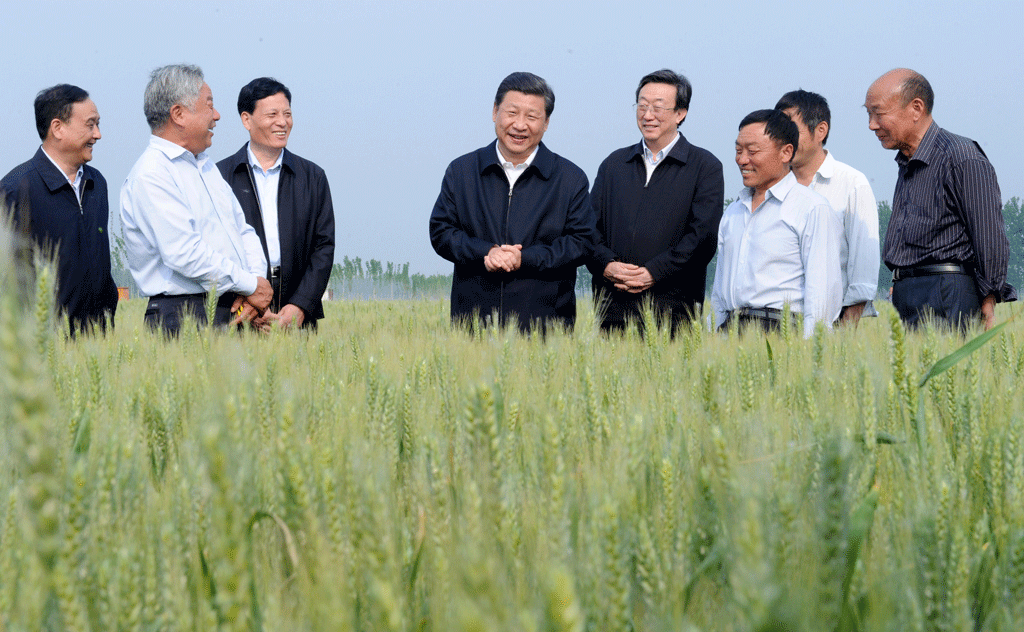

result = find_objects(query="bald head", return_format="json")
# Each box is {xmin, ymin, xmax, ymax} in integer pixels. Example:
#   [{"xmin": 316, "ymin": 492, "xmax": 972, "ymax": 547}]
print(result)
[
  {"xmin": 865, "ymin": 68, "xmax": 934, "ymax": 156},
  {"xmin": 869, "ymin": 68, "xmax": 934, "ymax": 114}
]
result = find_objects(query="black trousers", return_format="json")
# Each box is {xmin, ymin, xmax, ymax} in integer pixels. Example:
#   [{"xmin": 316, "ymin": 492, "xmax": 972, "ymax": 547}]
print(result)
[
  {"xmin": 891, "ymin": 273, "xmax": 980, "ymax": 330},
  {"xmin": 144, "ymin": 293, "xmax": 238, "ymax": 336}
]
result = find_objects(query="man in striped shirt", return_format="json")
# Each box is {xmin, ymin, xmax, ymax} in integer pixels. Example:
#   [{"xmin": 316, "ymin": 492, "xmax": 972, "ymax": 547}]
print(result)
[{"xmin": 865, "ymin": 68, "xmax": 1016, "ymax": 330}]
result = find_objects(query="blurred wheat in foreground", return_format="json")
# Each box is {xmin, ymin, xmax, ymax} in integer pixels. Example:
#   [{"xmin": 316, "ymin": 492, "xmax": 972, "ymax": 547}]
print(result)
[{"xmin": 1, "ymin": 238, "xmax": 1022, "ymax": 631}]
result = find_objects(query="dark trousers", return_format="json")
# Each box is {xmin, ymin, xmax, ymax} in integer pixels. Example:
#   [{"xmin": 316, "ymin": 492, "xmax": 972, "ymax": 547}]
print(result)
[
  {"xmin": 144, "ymin": 293, "xmax": 238, "ymax": 336},
  {"xmin": 891, "ymin": 273, "xmax": 980, "ymax": 330}
]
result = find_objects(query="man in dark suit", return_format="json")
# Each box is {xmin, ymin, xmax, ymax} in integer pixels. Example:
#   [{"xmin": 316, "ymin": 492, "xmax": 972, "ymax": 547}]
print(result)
[
  {"xmin": 587, "ymin": 69, "xmax": 724, "ymax": 336},
  {"xmin": 218, "ymin": 78, "xmax": 335, "ymax": 330},
  {"xmin": 1, "ymin": 84, "xmax": 119, "ymax": 336}
]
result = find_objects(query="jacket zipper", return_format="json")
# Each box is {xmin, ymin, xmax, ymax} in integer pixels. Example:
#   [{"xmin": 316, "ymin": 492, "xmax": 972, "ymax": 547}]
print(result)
[{"xmin": 501, "ymin": 183, "xmax": 513, "ymax": 319}]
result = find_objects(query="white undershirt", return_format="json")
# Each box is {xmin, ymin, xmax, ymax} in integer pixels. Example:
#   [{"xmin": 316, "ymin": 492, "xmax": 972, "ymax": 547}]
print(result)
[
  {"xmin": 247, "ymin": 143, "xmax": 283, "ymax": 267},
  {"xmin": 497, "ymin": 143, "xmax": 538, "ymax": 189},
  {"xmin": 642, "ymin": 132, "xmax": 680, "ymax": 185}
]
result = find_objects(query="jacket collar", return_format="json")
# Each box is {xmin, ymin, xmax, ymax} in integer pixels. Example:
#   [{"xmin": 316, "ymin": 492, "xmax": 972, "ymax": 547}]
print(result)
[
  {"xmin": 479, "ymin": 140, "xmax": 555, "ymax": 180},
  {"xmin": 31, "ymin": 146, "xmax": 91, "ymax": 193},
  {"xmin": 625, "ymin": 133, "xmax": 692, "ymax": 165},
  {"xmin": 225, "ymin": 142, "xmax": 295, "ymax": 174}
]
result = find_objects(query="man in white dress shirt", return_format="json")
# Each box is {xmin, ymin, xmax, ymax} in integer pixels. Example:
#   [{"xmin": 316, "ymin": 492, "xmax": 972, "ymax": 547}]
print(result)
[
  {"xmin": 120, "ymin": 64, "xmax": 272, "ymax": 334},
  {"xmin": 711, "ymin": 109, "xmax": 843, "ymax": 338},
  {"xmin": 775, "ymin": 89, "xmax": 879, "ymax": 326}
]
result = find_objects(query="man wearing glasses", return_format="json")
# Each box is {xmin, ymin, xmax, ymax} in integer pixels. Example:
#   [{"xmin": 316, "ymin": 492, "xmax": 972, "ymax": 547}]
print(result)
[{"xmin": 587, "ymin": 69, "xmax": 724, "ymax": 336}]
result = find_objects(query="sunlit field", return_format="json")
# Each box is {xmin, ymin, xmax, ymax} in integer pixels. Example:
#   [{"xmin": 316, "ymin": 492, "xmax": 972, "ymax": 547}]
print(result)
[{"xmin": 2, "ymin": 258, "xmax": 1023, "ymax": 631}]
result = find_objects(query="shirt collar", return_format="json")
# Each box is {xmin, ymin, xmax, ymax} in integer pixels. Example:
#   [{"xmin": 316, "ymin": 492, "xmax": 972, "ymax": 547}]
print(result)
[
  {"xmin": 149, "ymin": 134, "xmax": 207, "ymax": 166},
  {"xmin": 247, "ymin": 142, "xmax": 284, "ymax": 174},
  {"xmin": 896, "ymin": 120, "xmax": 939, "ymax": 167},
  {"xmin": 496, "ymin": 142, "xmax": 539, "ymax": 170},
  {"xmin": 40, "ymin": 146, "xmax": 83, "ymax": 188},
  {"xmin": 740, "ymin": 171, "xmax": 798, "ymax": 209},
  {"xmin": 642, "ymin": 132, "xmax": 680, "ymax": 165},
  {"xmin": 815, "ymin": 149, "xmax": 836, "ymax": 180}
]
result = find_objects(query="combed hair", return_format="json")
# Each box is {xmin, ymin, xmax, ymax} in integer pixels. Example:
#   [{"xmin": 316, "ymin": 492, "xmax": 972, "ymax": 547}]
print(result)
[
  {"xmin": 144, "ymin": 64, "xmax": 205, "ymax": 132},
  {"xmin": 898, "ymin": 70, "xmax": 934, "ymax": 115},
  {"xmin": 34, "ymin": 84, "xmax": 89, "ymax": 141},
  {"xmin": 237, "ymin": 77, "xmax": 291, "ymax": 115},
  {"xmin": 636, "ymin": 69, "xmax": 692, "ymax": 125},
  {"xmin": 494, "ymin": 72, "xmax": 555, "ymax": 118},
  {"xmin": 739, "ymin": 109, "xmax": 799, "ymax": 155},
  {"xmin": 775, "ymin": 89, "xmax": 831, "ymax": 145}
]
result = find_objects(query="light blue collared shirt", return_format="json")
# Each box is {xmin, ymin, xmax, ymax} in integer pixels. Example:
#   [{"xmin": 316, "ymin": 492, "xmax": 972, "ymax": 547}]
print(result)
[{"xmin": 641, "ymin": 132, "xmax": 680, "ymax": 185}]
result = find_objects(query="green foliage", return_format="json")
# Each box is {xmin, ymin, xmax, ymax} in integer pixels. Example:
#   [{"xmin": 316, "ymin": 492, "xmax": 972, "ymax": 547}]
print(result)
[{"xmin": 2, "ymin": 236, "xmax": 1024, "ymax": 630}]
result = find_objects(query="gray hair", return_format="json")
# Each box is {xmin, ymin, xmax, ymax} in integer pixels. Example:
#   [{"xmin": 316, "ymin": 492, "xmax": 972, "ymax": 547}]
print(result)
[{"xmin": 144, "ymin": 64, "xmax": 205, "ymax": 132}]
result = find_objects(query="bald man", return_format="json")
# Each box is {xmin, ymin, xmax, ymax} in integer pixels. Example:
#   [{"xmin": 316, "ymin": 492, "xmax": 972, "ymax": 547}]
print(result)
[{"xmin": 865, "ymin": 68, "xmax": 1015, "ymax": 330}]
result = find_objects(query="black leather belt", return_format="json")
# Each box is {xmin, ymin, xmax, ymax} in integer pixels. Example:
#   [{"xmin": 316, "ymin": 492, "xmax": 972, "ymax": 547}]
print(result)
[
  {"xmin": 150, "ymin": 292, "xmax": 238, "ymax": 308},
  {"xmin": 730, "ymin": 306, "xmax": 784, "ymax": 321},
  {"xmin": 892, "ymin": 263, "xmax": 968, "ymax": 282}
]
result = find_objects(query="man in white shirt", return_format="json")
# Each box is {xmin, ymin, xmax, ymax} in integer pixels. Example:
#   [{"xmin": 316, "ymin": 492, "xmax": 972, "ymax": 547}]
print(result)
[
  {"xmin": 218, "ymin": 78, "xmax": 335, "ymax": 331},
  {"xmin": 711, "ymin": 109, "xmax": 843, "ymax": 338},
  {"xmin": 775, "ymin": 90, "xmax": 879, "ymax": 325},
  {"xmin": 121, "ymin": 64, "xmax": 271, "ymax": 335}
]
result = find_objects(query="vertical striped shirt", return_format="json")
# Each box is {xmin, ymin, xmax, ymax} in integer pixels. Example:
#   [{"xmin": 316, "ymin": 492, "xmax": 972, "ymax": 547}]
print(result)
[{"xmin": 883, "ymin": 121, "xmax": 1016, "ymax": 302}]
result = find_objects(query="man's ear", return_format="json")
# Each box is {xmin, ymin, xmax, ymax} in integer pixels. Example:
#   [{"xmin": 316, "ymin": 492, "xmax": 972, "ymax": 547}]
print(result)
[
  {"xmin": 48, "ymin": 118, "xmax": 63, "ymax": 142},
  {"xmin": 241, "ymin": 111, "xmax": 252, "ymax": 132},
  {"xmin": 815, "ymin": 121, "xmax": 829, "ymax": 145},
  {"xmin": 169, "ymin": 103, "xmax": 187, "ymax": 126},
  {"xmin": 781, "ymin": 143, "xmax": 794, "ymax": 163}
]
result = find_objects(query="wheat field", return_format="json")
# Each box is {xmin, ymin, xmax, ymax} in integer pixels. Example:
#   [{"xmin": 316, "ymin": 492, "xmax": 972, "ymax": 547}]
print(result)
[{"xmin": 1, "ymin": 256, "xmax": 1023, "ymax": 631}]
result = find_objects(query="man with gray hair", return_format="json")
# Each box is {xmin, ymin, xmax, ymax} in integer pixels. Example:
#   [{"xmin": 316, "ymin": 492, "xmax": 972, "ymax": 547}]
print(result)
[{"xmin": 121, "ymin": 64, "xmax": 271, "ymax": 334}]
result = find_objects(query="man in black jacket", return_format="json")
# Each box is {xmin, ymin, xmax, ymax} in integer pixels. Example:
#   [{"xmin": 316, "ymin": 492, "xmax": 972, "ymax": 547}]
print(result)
[
  {"xmin": 1, "ymin": 84, "xmax": 119, "ymax": 336},
  {"xmin": 588, "ymin": 69, "xmax": 724, "ymax": 335},
  {"xmin": 429, "ymin": 72, "xmax": 594, "ymax": 333},
  {"xmin": 218, "ymin": 78, "xmax": 335, "ymax": 330}
]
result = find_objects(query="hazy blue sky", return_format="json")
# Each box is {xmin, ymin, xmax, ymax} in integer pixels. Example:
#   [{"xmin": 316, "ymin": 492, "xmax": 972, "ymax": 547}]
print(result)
[{"xmin": 3, "ymin": 0, "xmax": 1021, "ymax": 274}]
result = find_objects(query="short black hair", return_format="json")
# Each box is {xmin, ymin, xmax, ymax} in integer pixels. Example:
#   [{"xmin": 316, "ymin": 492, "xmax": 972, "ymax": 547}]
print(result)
[
  {"xmin": 237, "ymin": 77, "xmax": 292, "ymax": 116},
  {"xmin": 775, "ymin": 89, "xmax": 831, "ymax": 145},
  {"xmin": 739, "ymin": 109, "xmax": 799, "ymax": 156},
  {"xmin": 34, "ymin": 84, "xmax": 89, "ymax": 142},
  {"xmin": 898, "ymin": 71, "xmax": 934, "ymax": 115},
  {"xmin": 494, "ymin": 72, "xmax": 554, "ymax": 118},
  {"xmin": 636, "ymin": 69, "xmax": 692, "ymax": 125}
]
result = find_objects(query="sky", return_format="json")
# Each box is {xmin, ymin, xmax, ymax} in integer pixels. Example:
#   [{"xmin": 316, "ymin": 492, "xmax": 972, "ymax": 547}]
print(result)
[{"xmin": 2, "ymin": 0, "xmax": 1021, "ymax": 275}]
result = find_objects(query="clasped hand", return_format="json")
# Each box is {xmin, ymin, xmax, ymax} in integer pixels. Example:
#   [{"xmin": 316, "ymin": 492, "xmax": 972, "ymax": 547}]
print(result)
[
  {"xmin": 604, "ymin": 261, "xmax": 654, "ymax": 293},
  {"xmin": 484, "ymin": 244, "xmax": 523, "ymax": 272}
]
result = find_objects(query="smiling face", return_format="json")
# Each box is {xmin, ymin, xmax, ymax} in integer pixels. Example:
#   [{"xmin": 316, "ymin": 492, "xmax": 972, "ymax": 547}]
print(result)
[
  {"xmin": 53, "ymin": 98, "xmax": 101, "ymax": 167},
  {"xmin": 492, "ymin": 91, "xmax": 548, "ymax": 165},
  {"xmin": 636, "ymin": 82, "xmax": 686, "ymax": 153},
  {"xmin": 179, "ymin": 83, "xmax": 220, "ymax": 155},
  {"xmin": 735, "ymin": 122, "xmax": 793, "ymax": 194},
  {"xmin": 242, "ymin": 91, "xmax": 292, "ymax": 155}
]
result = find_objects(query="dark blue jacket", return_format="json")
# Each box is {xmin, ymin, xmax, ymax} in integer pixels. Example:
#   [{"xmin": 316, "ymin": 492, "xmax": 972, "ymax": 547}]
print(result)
[
  {"xmin": 429, "ymin": 142, "xmax": 594, "ymax": 331},
  {"xmin": 1, "ymin": 148, "xmax": 118, "ymax": 334},
  {"xmin": 587, "ymin": 137, "xmax": 724, "ymax": 325},
  {"xmin": 218, "ymin": 145, "xmax": 336, "ymax": 325}
]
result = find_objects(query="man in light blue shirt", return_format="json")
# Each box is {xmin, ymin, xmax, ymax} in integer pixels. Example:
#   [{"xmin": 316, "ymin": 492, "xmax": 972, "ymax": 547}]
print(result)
[
  {"xmin": 711, "ymin": 109, "xmax": 843, "ymax": 338},
  {"xmin": 120, "ymin": 64, "xmax": 271, "ymax": 334}
]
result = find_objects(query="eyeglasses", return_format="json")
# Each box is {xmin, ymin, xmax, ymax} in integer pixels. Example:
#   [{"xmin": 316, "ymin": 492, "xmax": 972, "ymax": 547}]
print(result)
[{"xmin": 635, "ymin": 102, "xmax": 675, "ymax": 116}]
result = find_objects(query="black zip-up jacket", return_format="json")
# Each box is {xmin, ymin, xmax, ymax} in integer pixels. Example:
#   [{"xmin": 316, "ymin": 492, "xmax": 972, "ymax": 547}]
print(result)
[
  {"xmin": 1, "ymin": 148, "xmax": 118, "ymax": 335},
  {"xmin": 587, "ymin": 136, "xmax": 724, "ymax": 325},
  {"xmin": 218, "ymin": 145, "xmax": 335, "ymax": 325},
  {"xmin": 429, "ymin": 141, "xmax": 595, "ymax": 332}
]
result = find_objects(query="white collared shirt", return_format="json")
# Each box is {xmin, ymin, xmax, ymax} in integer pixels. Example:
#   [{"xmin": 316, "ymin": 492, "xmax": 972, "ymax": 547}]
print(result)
[
  {"xmin": 711, "ymin": 171, "xmax": 843, "ymax": 338},
  {"xmin": 41, "ymin": 146, "xmax": 84, "ymax": 205},
  {"xmin": 120, "ymin": 135, "xmax": 267, "ymax": 297},
  {"xmin": 642, "ymin": 132, "xmax": 680, "ymax": 185},
  {"xmin": 807, "ymin": 151, "xmax": 880, "ymax": 311},
  {"xmin": 247, "ymin": 144, "xmax": 283, "ymax": 267},
  {"xmin": 496, "ymin": 143, "xmax": 538, "ymax": 189}
]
